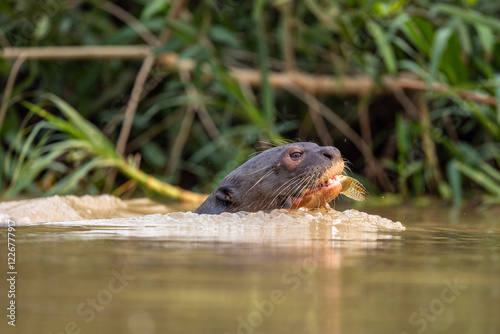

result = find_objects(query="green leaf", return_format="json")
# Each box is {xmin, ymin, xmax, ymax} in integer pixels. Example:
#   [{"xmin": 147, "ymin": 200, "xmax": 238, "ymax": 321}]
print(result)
[
  {"xmin": 164, "ymin": 19, "xmax": 198, "ymax": 43},
  {"xmin": 373, "ymin": 0, "xmax": 408, "ymax": 17},
  {"xmin": 433, "ymin": 4, "xmax": 500, "ymax": 32},
  {"xmin": 400, "ymin": 17, "xmax": 434, "ymax": 56},
  {"xmin": 152, "ymin": 38, "xmax": 183, "ymax": 56},
  {"xmin": 367, "ymin": 21, "xmax": 397, "ymax": 73},
  {"xmin": 142, "ymin": 142, "xmax": 168, "ymax": 168},
  {"xmin": 479, "ymin": 161, "xmax": 500, "ymax": 184},
  {"xmin": 430, "ymin": 25, "xmax": 454, "ymax": 80},
  {"xmin": 456, "ymin": 20, "xmax": 472, "ymax": 57},
  {"xmin": 22, "ymin": 96, "xmax": 118, "ymax": 158},
  {"xmin": 178, "ymin": 45, "xmax": 204, "ymax": 61},
  {"xmin": 141, "ymin": 0, "xmax": 168, "ymax": 20},
  {"xmin": 440, "ymin": 33, "xmax": 469, "ymax": 84},
  {"xmin": 47, "ymin": 159, "xmax": 102, "ymax": 195},
  {"xmin": 34, "ymin": 15, "xmax": 50, "ymax": 40},
  {"xmin": 454, "ymin": 161, "xmax": 500, "ymax": 196},
  {"xmin": 476, "ymin": 25, "xmax": 495, "ymax": 58},
  {"xmin": 388, "ymin": 12, "xmax": 411, "ymax": 36},
  {"xmin": 209, "ymin": 26, "xmax": 241, "ymax": 47}
]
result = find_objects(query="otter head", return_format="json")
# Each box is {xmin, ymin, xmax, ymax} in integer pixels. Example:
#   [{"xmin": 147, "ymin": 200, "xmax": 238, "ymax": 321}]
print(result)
[{"xmin": 194, "ymin": 142, "xmax": 344, "ymax": 214}]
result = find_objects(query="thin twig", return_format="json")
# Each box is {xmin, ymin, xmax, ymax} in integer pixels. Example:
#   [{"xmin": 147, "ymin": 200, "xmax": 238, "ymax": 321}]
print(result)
[
  {"xmin": 126, "ymin": 116, "xmax": 172, "ymax": 153},
  {"xmin": 357, "ymin": 92, "xmax": 373, "ymax": 149},
  {"xmin": 196, "ymin": 106, "xmax": 221, "ymax": 141},
  {"xmin": 307, "ymin": 94, "xmax": 332, "ymax": 145},
  {"xmin": 385, "ymin": 80, "xmax": 420, "ymax": 119},
  {"xmin": 0, "ymin": 56, "xmax": 25, "ymax": 133},
  {"xmin": 281, "ymin": 2, "xmax": 296, "ymax": 72},
  {"xmin": 116, "ymin": 55, "xmax": 156, "ymax": 155},
  {"xmin": 165, "ymin": 106, "xmax": 196, "ymax": 176},
  {"xmin": 1, "ymin": 46, "xmax": 497, "ymax": 106}
]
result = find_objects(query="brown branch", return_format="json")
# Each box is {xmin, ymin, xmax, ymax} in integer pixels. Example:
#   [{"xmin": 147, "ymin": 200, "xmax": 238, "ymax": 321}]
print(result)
[
  {"xmin": 126, "ymin": 116, "xmax": 171, "ymax": 153},
  {"xmin": 116, "ymin": 55, "xmax": 156, "ymax": 156},
  {"xmin": 1, "ymin": 47, "xmax": 497, "ymax": 106},
  {"xmin": 307, "ymin": 94, "xmax": 332, "ymax": 146},
  {"xmin": 165, "ymin": 107, "xmax": 195, "ymax": 176},
  {"xmin": 357, "ymin": 92, "xmax": 373, "ymax": 149},
  {"xmin": 1, "ymin": 46, "xmax": 151, "ymax": 59},
  {"xmin": 0, "ymin": 56, "xmax": 25, "ymax": 133},
  {"xmin": 385, "ymin": 80, "xmax": 420, "ymax": 119},
  {"xmin": 280, "ymin": 2, "xmax": 296, "ymax": 72}
]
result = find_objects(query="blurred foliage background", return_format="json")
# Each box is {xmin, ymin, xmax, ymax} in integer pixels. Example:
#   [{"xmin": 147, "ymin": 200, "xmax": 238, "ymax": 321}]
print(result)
[{"xmin": 1, "ymin": 0, "xmax": 500, "ymax": 207}]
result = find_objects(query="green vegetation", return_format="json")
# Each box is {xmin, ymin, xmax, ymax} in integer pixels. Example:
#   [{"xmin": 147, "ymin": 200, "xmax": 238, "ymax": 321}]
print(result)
[{"xmin": 1, "ymin": 0, "xmax": 500, "ymax": 207}]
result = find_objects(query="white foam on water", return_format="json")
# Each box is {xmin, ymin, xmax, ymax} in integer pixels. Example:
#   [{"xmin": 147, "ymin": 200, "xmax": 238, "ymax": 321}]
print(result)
[{"xmin": 36, "ymin": 209, "xmax": 404, "ymax": 245}]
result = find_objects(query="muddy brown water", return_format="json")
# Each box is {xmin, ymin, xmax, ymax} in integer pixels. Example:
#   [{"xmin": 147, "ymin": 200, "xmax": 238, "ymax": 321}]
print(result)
[{"xmin": 1, "ymin": 195, "xmax": 499, "ymax": 334}]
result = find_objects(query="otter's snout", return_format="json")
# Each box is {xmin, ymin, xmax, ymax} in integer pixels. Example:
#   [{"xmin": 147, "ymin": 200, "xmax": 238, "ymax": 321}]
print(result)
[{"xmin": 316, "ymin": 146, "xmax": 341, "ymax": 162}]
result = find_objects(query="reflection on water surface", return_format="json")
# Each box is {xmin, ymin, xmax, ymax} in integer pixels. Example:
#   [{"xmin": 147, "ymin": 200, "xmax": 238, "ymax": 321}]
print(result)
[{"xmin": 1, "ymin": 197, "xmax": 499, "ymax": 334}]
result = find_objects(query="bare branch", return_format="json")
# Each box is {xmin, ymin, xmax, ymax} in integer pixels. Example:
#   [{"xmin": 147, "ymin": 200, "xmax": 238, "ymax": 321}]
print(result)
[
  {"xmin": 0, "ymin": 56, "xmax": 25, "ymax": 133},
  {"xmin": 1, "ymin": 46, "xmax": 151, "ymax": 59},
  {"xmin": 1, "ymin": 46, "xmax": 497, "ymax": 106}
]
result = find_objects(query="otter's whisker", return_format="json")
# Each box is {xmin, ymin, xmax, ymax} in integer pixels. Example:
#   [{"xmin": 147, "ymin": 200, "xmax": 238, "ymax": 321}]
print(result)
[
  {"xmin": 267, "ymin": 174, "xmax": 309, "ymax": 208},
  {"xmin": 280, "ymin": 177, "xmax": 309, "ymax": 203},
  {"xmin": 268, "ymin": 173, "xmax": 308, "ymax": 199},
  {"xmin": 269, "ymin": 173, "xmax": 312, "ymax": 207},
  {"xmin": 281, "ymin": 172, "xmax": 317, "ymax": 203},
  {"xmin": 253, "ymin": 172, "xmax": 306, "ymax": 210},
  {"xmin": 246, "ymin": 165, "xmax": 273, "ymax": 175},
  {"xmin": 242, "ymin": 169, "xmax": 275, "ymax": 196}
]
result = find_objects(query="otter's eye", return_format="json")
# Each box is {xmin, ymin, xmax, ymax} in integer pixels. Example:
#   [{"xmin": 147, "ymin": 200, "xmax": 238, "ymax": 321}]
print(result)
[{"xmin": 290, "ymin": 151, "xmax": 302, "ymax": 160}]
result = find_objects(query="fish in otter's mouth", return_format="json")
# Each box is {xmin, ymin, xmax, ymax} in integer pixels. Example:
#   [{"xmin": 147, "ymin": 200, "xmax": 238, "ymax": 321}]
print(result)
[
  {"xmin": 291, "ymin": 173, "xmax": 368, "ymax": 209},
  {"xmin": 290, "ymin": 164, "xmax": 343, "ymax": 210}
]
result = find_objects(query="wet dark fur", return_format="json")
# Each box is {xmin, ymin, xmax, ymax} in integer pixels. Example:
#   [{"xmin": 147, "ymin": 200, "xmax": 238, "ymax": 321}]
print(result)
[{"xmin": 195, "ymin": 142, "xmax": 342, "ymax": 214}]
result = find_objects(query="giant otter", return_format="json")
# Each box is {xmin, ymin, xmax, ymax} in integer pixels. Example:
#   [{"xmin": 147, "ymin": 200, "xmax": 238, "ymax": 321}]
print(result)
[{"xmin": 195, "ymin": 142, "xmax": 346, "ymax": 214}]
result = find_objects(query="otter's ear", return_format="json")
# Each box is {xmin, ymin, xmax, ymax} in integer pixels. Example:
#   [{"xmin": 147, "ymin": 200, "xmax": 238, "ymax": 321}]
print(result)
[{"xmin": 215, "ymin": 184, "xmax": 236, "ymax": 207}]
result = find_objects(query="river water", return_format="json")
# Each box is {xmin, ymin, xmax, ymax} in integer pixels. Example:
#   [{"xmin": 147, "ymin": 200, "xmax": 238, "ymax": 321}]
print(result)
[{"xmin": 1, "ymin": 196, "xmax": 499, "ymax": 334}]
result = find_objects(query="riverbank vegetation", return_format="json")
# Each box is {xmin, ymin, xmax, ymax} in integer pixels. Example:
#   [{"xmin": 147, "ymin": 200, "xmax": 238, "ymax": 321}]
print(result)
[{"xmin": 1, "ymin": 0, "xmax": 500, "ymax": 207}]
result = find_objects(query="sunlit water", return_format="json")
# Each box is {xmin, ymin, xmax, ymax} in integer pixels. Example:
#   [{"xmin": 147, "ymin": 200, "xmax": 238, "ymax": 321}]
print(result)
[{"xmin": 1, "ymin": 198, "xmax": 500, "ymax": 334}]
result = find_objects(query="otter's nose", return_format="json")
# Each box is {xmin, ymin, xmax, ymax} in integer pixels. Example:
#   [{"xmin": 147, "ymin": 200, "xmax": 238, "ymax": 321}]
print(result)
[{"xmin": 318, "ymin": 146, "xmax": 340, "ymax": 161}]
